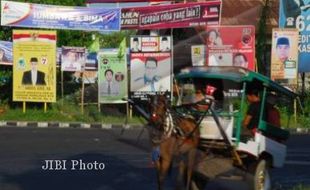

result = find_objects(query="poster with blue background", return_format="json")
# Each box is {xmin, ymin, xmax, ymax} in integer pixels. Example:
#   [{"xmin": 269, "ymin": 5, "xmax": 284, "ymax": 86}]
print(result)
[
  {"xmin": 0, "ymin": 40, "xmax": 12, "ymax": 65},
  {"xmin": 1, "ymin": 1, "xmax": 120, "ymax": 31},
  {"xmin": 279, "ymin": 0, "xmax": 310, "ymax": 72}
]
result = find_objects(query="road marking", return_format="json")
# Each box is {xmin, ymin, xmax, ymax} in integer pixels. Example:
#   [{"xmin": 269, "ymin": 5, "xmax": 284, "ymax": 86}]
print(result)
[{"xmin": 285, "ymin": 160, "xmax": 310, "ymax": 166}]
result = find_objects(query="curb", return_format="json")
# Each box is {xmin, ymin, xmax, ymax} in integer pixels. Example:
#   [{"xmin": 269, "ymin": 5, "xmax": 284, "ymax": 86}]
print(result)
[
  {"xmin": 0, "ymin": 121, "xmax": 144, "ymax": 130},
  {"xmin": 0, "ymin": 121, "xmax": 308, "ymax": 134}
]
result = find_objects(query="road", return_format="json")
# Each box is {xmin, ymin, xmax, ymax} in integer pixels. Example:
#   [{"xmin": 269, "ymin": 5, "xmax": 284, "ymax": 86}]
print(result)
[{"xmin": 0, "ymin": 127, "xmax": 309, "ymax": 190}]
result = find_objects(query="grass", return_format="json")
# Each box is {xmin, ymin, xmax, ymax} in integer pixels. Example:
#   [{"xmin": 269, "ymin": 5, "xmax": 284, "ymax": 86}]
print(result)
[
  {"xmin": 0, "ymin": 102, "xmax": 147, "ymax": 125},
  {"xmin": 290, "ymin": 184, "xmax": 310, "ymax": 190}
]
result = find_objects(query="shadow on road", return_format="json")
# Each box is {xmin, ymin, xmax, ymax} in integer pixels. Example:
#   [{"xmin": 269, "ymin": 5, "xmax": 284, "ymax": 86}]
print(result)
[{"xmin": 1, "ymin": 152, "xmax": 158, "ymax": 190}]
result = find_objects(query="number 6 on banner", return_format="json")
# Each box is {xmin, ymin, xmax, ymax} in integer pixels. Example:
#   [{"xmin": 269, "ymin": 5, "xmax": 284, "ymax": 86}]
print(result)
[{"xmin": 296, "ymin": 15, "xmax": 305, "ymax": 31}]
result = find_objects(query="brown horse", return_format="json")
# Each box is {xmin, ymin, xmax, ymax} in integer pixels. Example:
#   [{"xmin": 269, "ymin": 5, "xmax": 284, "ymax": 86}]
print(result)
[{"xmin": 148, "ymin": 94, "xmax": 200, "ymax": 190}]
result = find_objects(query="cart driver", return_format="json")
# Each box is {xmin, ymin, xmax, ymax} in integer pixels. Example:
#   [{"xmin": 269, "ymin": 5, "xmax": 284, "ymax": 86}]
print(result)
[{"xmin": 242, "ymin": 88, "xmax": 262, "ymax": 135}]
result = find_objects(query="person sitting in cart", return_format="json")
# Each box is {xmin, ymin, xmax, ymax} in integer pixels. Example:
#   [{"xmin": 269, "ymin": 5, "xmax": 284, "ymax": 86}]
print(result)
[
  {"xmin": 242, "ymin": 88, "xmax": 263, "ymax": 135},
  {"xmin": 266, "ymin": 93, "xmax": 281, "ymax": 128}
]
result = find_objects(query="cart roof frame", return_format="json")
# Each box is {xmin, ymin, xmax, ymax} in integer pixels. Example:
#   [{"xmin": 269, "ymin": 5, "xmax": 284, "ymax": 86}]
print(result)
[{"xmin": 176, "ymin": 66, "xmax": 298, "ymax": 99}]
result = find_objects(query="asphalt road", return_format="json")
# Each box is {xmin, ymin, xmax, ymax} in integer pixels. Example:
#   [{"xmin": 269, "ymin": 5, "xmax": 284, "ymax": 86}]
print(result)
[{"xmin": 0, "ymin": 127, "xmax": 309, "ymax": 190}]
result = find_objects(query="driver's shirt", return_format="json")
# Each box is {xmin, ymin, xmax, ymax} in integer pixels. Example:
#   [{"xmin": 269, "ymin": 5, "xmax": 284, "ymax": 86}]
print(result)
[{"xmin": 246, "ymin": 101, "xmax": 262, "ymax": 130}]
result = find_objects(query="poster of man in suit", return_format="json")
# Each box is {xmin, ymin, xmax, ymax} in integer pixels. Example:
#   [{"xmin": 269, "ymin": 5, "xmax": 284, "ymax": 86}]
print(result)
[
  {"xmin": 21, "ymin": 57, "xmax": 46, "ymax": 85},
  {"xmin": 13, "ymin": 30, "xmax": 56, "ymax": 102},
  {"xmin": 98, "ymin": 47, "xmax": 127, "ymax": 104}
]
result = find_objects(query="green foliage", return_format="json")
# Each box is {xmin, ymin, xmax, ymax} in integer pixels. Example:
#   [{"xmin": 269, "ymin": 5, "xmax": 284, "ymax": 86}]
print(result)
[
  {"xmin": 297, "ymin": 88, "xmax": 310, "ymax": 128},
  {"xmin": 256, "ymin": 0, "xmax": 270, "ymax": 75},
  {"xmin": 0, "ymin": 66, "xmax": 12, "ymax": 105},
  {"xmin": 291, "ymin": 184, "xmax": 310, "ymax": 190}
]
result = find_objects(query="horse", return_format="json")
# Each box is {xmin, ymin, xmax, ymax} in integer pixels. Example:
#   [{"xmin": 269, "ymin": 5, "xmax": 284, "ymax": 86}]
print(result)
[{"xmin": 147, "ymin": 94, "xmax": 201, "ymax": 190}]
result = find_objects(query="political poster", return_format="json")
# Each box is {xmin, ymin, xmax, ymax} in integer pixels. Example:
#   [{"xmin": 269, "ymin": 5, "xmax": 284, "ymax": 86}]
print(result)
[
  {"xmin": 271, "ymin": 28, "xmax": 299, "ymax": 90},
  {"xmin": 206, "ymin": 25, "xmax": 256, "ymax": 71},
  {"xmin": 98, "ymin": 40, "xmax": 127, "ymax": 103},
  {"xmin": 13, "ymin": 30, "xmax": 56, "ymax": 102},
  {"xmin": 1, "ymin": 1, "xmax": 120, "ymax": 31},
  {"xmin": 121, "ymin": 1, "xmax": 221, "ymax": 30},
  {"xmin": 130, "ymin": 36, "xmax": 172, "ymax": 100},
  {"xmin": 61, "ymin": 47, "xmax": 86, "ymax": 72},
  {"xmin": 191, "ymin": 45, "xmax": 205, "ymax": 66},
  {"xmin": 74, "ymin": 71, "xmax": 97, "ymax": 84},
  {"xmin": 0, "ymin": 40, "xmax": 12, "ymax": 65},
  {"xmin": 279, "ymin": 0, "xmax": 310, "ymax": 72},
  {"xmin": 130, "ymin": 36, "xmax": 171, "ymax": 53}
]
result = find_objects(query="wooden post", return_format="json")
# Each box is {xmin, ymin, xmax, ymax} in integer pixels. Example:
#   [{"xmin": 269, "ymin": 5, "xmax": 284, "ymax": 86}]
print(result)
[
  {"xmin": 61, "ymin": 70, "xmax": 64, "ymax": 108},
  {"xmin": 44, "ymin": 102, "xmax": 47, "ymax": 113},
  {"xmin": 301, "ymin": 72, "xmax": 305, "ymax": 103},
  {"xmin": 23, "ymin": 102, "xmax": 26, "ymax": 113},
  {"xmin": 81, "ymin": 71, "xmax": 85, "ymax": 114},
  {"xmin": 294, "ymin": 99, "xmax": 297, "ymax": 127}
]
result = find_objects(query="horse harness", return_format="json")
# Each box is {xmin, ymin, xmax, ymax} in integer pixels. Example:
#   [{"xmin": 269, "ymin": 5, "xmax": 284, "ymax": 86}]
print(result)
[{"xmin": 149, "ymin": 106, "xmax": 200, "ymax": 145}]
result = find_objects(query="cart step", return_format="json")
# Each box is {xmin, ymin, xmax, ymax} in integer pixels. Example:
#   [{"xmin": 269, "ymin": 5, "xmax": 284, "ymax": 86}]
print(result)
[{"xmin": 199, "ymin": 140, "xmax": 229, "ymax": 149}]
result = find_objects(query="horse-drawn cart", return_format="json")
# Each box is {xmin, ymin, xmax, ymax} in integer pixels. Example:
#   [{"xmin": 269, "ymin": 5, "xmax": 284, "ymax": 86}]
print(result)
[{"xmin": 174, "ymin": 66, "xmax": 298, "ymax": 190}]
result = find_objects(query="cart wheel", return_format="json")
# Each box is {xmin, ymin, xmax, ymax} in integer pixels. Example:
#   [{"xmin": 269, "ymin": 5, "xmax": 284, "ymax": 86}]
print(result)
[
  {"xmin": 190, "ymin": 171, "xmax": 208, "ymax": 190},
  {"xmin": 249, "ymin": 159, "xmax": 271, "ymax": 190}
]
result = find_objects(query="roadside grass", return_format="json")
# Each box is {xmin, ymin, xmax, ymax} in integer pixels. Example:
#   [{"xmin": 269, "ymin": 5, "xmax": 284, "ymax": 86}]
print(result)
[
  {"xmin": 291, "ymin": 184, "xmax": 310, "ymax": 190},
  {"xmin": 0, "ymin": 102, "xmax": 147, "ymax": 125}
]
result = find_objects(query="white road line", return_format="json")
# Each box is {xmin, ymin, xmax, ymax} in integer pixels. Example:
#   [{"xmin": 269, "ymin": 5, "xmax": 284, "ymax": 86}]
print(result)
[{"xmin": 285, "ymin": 160, "xmax": 310, "ymax": 166}]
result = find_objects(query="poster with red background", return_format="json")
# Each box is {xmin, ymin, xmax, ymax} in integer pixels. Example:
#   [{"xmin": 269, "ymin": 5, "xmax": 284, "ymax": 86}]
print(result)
[{"xmin": 206, "ymin": 25, "xmax": 255, "ymax": 71}]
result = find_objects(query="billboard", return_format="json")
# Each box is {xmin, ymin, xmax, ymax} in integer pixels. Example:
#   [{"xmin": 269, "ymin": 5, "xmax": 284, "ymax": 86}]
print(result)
[
  {"xmin": 271, "ymin": 28, "xmax": 299, "ymax": 89},
  {"xmin": 0, "ymin": 40, "xmax": 12, "ymax": 65},
  {"xmin": 1, "ymin": 1, "xmax": 120, "ymax": 31},
  {"xmin": 61, "ymin": 47, "xmax": 86, "ymax": 72},
  {"xmin": 130, "ymin": 36, "xmax": 172, "ymax": 100},
  {"xmin": 279, "ymin": 0, "xmax": 310, "ymax": 72},
  {"xmin": 98, "ymin": 47, "xmax": 127, "ymax": 104},
  {"xmin": 13, "ymin": 30, "xmax": 56, "ymax": 102},
  {"xmin": 206, "ymin": 25, "xmax": 256, "ymax": 70},
  {"xmin": 121, "ymin": 1, "xmax": 221, "ymax": 30}
]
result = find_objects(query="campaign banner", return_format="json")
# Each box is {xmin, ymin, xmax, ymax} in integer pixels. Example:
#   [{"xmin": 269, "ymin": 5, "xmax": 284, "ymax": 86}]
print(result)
[
  {"xmin": 121, "ymin": 1, "xmax": 221, "ymax": 30},
  {"xmin": 1, "ymin": 1, "xmax": 120, "ymax": 31},
  {"xmin": 271, "ymin": 28, "xmax": 299, "ymax": 89},
  {"xmin": 0, "ymin": 40, "xmax": 12, "ymax": 65},
  {"xmin": 61, "ymin": 47, "xmax": 86, "ymax": 72},
  {"xmin": 191, "ymin": 45, "xmax": 205, "ymax": 66},
  {"xmin": 130, "ymin": 53, "xmax": 171, "ymax": 100},
  {"xmin": 98, "ymin": 48, "xmax": 127, "ymax": 104},
  {"xmin": 279, "ymin": 0, "xmax": 310, "ymax": 72},
  {"xmin": 86, "ymin": 52, "xmax": 98, "ymax": 70},
  {"xmin": 13, "ymin": 30, "xmax": 56, "ymax": 103},
  {"xmin": 74, "ymin": 71, "xmax": 97, "ymax": 84},
  {"xmin": 130, "ymin": 36, "xmax": 171, "ymax": 53},
  {"xmin": 206, "ymin": 25, "xmax": 255, "ymax": 70}
]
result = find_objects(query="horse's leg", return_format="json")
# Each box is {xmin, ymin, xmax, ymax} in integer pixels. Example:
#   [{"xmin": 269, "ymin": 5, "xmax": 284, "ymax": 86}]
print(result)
[
  {"xmin": 176, "ymin": 159, "xmax": 186, "ymax": 190},
  {"xmin": 186, "ymin": 148, "xmax": 197, "ymax": 190},
  {"xmin": 156, "ymin": 139, "xmax": 174, "ymax": 190},
  {"xmin": 158, "ymin": 157, "xmax": 172, "ymax": 190}
]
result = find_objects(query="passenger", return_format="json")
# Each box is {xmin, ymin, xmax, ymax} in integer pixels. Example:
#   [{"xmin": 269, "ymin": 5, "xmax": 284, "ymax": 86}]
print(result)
[
  {"xmin": 212, "ymin": 88, "xmax": 224, "ymax": 112},
  {"xmin": 242, "ymin": 89, "xmax": 262, "ymax": 135},
  {"xmin": 266, "ymin": 94, "xmax": 281, "ymax": 127},
  {"xmin": 193, "ymin": 89, "xmax": 210, "ymax": 111}
]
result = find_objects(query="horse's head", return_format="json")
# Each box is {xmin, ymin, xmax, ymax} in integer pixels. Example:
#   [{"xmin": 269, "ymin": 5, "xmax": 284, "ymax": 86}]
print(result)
[{"xmin": 148, "ymin": 93, "xmax": 171, "ymax": 128}]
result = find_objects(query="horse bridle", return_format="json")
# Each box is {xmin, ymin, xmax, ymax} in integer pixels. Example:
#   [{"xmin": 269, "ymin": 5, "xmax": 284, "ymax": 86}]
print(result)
[
  {"xmin": 149, "ymin": 95, "xmax": 201, "ymax": 144},
  {"xmin": 149, "ymin": 95, "xmax": 175, "ymax": 144}
]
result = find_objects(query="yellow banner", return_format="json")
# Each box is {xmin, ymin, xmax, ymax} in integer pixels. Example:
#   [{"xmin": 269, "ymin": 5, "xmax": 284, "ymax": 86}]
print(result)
[{"xmin": 13, "ymin": 30, "xmax": 56, "ymax": 102}]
